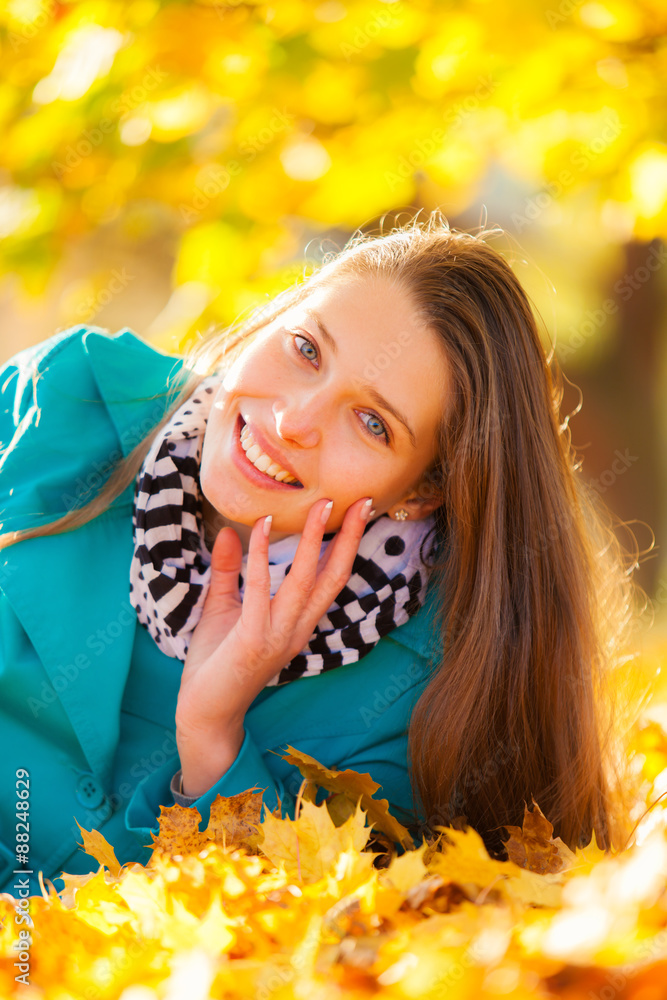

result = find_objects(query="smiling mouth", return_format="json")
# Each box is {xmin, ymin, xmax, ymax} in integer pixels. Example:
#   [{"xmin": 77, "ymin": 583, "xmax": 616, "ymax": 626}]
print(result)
[{"xmin": 238, "ymin": 417, "xmax": 304, "ymax": 488}]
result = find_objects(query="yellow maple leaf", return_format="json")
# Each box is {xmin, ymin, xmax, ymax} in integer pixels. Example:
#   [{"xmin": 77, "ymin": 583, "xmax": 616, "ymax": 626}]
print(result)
[
  {"xmin": 205, "ymin": 787, "xmax": 264, "ymax": 851},
  {"xmin": 379, "ymin": 839, "xmax": 430, "ymax": 894},
  {"xmin": 279, "ymin": 745, "xmax": 414, "ymax": 849},
  {"xmin": 428, "ymin": 824, "xmax": 563, "ymax": 909},
  {"xmin": 149, "ymin": 802, "xmax": 207, "ymax": 859},
  {"xmin": 563, "ymin": 830, "xmax": 613, "ymax": 879},
  {"xmin": 74, "ymin": 820, "xmax": 122, "ymax": 876},
  {"xmin": 257, "ymin": 797, "xmax": 372, "ymax": 884}
]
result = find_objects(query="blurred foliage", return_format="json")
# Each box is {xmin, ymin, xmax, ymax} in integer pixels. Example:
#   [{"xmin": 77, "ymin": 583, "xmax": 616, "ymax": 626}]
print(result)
[
  {"xmin": 6, "ymin": 638, "xmax": 667, "ymax": 997},
  {"xmin": 0, "ymin": 0, "xmax": 666, "ymax": 351}
]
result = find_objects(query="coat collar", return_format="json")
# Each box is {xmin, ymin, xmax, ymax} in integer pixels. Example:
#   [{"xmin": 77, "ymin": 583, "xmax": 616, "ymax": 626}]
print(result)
[
  {"xmin": 1, "ymin": 327, "xmax": 442, "ymax": 787},
  {"xmin": 84, "ymin": 327, "xmax": 188, "ymax": 460},
  {"xmin": 0, "ymin": 328, "xmax": 187, "ymax": 786}
]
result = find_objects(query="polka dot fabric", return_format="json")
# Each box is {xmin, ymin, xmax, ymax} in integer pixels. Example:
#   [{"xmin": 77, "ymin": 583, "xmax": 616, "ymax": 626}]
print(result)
[{"xmin": 129, "ymin": 371, "xmax": 438, "ymax": 687}]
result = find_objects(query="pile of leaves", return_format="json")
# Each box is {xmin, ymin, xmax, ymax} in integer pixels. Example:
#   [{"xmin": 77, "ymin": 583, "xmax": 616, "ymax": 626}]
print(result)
[{"xmin": 3, "ymin": 735, "xmax": 667, "ymax": 1000}]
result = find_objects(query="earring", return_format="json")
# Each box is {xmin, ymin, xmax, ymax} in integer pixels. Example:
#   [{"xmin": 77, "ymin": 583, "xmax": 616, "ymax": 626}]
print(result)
[{"xmin": 393, "ymin": 508, "xmax": 409, "ymax": 520}]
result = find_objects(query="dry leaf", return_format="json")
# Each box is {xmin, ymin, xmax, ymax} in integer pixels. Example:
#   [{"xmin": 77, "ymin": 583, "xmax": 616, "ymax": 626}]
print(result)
[
  {"xmin": 205, "ymin": 787, "xmax": 264, "ymax": 851},
  {"xmin": 75, "ymin": 820, "xmax": 122, "ymax": 876},
  {"xmin": 149, "ymin": 802, "xmax": 207, "ymax": 859},
  {"xmin": 280, "ymin": 745, "xmax": 414, "ymax": 850},
  {"xmin": 501, "ymin": 799, "xmax": 577, "ymax": 874}
]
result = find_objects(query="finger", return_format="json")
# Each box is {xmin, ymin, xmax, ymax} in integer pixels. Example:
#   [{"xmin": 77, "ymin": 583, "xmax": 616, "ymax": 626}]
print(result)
[
  {"xmin": 203, "ymin": 527, "xmax": 244, "ymax": 613},
  {"xmin": 309, "ymin": 497, "xmax": 372, "ymax": 610},
  {"xmin": 273, "ymin": 497, "xmax": 372, "ymax": 637},
  {"xmin": 240, "ymin": 514, "xmax": 273, "ymax": 635},
  {"xmin": 270, "ymin": 499, "xmax": 336, "ymax": 630}
]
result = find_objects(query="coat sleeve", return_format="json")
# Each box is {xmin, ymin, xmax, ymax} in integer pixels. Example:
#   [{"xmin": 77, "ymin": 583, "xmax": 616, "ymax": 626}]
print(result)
[
  {"xmin": 123, "ymin": 666, "xmax": 433, "ymax": 850},
  {"xmin": 124, "ymin": 727, "xmax": 300, "ymax": 836}
]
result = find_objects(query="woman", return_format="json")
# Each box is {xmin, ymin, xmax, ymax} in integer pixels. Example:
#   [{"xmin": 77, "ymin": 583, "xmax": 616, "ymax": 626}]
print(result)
[{"xmin": 0, "ymin": 216, "xmax": 639, "ymax": 896}]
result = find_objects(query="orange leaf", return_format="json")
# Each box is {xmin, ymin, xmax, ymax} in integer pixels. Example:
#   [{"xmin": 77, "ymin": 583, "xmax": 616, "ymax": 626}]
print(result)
[
  {"xmin": 279, "ymin": 745, "xmax": 414, "ymax": 850},
  {"xmin": 501, "ymin": 799, "xmax": 576, "ymax": 874},
  {"xmin": 149, "ymin": 802, "xmax": 207, "ymax": 858},
  {"xmin": 204, "ymin": 787, "xmax": 265, "ymax": 851},
  {"xmin": 74, "ymin": 820, "xmax": 122, "ymax": 876}
]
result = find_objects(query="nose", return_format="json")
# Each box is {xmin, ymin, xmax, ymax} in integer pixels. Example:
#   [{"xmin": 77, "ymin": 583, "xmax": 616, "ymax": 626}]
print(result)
[{"xmin": 272, "ymin": 395, "xmax": 325, "ymax": 448}]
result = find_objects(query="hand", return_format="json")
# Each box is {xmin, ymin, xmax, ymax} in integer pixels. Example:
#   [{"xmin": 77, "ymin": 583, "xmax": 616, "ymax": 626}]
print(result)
[{"xmin": 174, "ymin": 496, "xmax": 374, "ymax": 737}]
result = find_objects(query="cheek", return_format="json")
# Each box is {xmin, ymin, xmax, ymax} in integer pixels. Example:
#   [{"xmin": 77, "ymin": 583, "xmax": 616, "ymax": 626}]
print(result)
[
  {"xmin": 319, "ymin": 445, "xmax": 393, "ymax": 495},
  {"xmin": 223, "ymin": 344, "xmax": 287, "ymax": 397}
]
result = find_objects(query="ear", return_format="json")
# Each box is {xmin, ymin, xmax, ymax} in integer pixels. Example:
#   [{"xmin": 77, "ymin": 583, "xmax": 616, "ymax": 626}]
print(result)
[
  {"xmin": 393, "ymin": 479, "xmax": 442, "ymax": 521},
  {"xmin": 400, "ymin": 495, "xmax": 442, "ymax": 520}
]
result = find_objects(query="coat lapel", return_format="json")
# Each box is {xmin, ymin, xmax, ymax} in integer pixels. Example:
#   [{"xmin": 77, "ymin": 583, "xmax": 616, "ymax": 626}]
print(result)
[{"xmin": 0, "ymin": 328, "xmax": 187, "ymax": 787}]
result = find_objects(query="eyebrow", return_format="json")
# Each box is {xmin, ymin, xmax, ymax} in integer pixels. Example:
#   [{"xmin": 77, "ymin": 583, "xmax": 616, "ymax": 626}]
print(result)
[{"xmin": 304, "ymin": 309, "xmax": 417, "ymax": 449}]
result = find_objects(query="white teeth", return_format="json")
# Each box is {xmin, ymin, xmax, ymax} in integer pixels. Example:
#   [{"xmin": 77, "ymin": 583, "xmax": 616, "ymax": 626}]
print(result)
[{"xmin": 239, "ymin": 423, "xmax": 298, "ymax": 484}]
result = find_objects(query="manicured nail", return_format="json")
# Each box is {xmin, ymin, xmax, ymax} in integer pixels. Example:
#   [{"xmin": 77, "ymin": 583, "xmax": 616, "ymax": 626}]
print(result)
[
  {"xmin": 263, "ymin": 514, "xmax": 273, "ymax": 537},
  {"xmin": 321, "ymin": 500, "xmax": 333, "ymax": 525},
  {"xmin": 361, "ymin": 498, "xmax": 374, "ymax": 521}
]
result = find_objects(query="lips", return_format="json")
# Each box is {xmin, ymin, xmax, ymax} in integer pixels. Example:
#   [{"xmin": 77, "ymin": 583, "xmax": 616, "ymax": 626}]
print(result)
[{"xmin": 233, "ymin": 414, "xmax": 304, "ymax": 490}]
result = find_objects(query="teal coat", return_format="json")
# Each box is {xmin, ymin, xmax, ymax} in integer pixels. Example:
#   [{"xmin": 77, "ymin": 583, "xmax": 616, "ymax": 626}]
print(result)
[{"xmin": 0, "ymin": 326, "xmax": 442, "ymax": 897}]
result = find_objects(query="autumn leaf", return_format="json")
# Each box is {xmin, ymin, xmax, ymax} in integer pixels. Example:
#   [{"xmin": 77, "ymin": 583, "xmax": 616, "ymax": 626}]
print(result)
[
  {"xmin": 205, "ymin": 787, "xmax": 264, "ymax": 852},
  {"xmin": 379, "ymin": 840, "xmax": 430, "ymax": 894},
  {"xmin": 428, "ymin": 823, "xmax": 564, "ymax": 909},
  {"xmin": 9, "ymin": 662, "xmax": 667, "ymax": 997},
  {"xmin": 149, "ymin": 802, "xmax": 207, "ymax": 859},
  {"xmin": 75, "ymin": 819, "xmax": 122, "ymax": 876},
  {"xmin": 564, "ymin": 830, "xmax": 612, "ymax": 878},
  {"xmin": 280, "ymin": 745, "xmax": 415, "ymax": 850},
  {"xmin": 256, "ymin": 797, "xmax": 372, "ymax": 884},
  {"xmin": 501, "ymin": 799, "xmax": 577, "ymax": 874}
]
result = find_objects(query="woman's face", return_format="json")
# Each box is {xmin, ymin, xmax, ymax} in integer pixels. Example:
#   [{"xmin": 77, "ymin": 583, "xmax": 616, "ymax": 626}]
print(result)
[{"xmin": 199, "ymin": 271, "xmax": 450, "ymax": 547}]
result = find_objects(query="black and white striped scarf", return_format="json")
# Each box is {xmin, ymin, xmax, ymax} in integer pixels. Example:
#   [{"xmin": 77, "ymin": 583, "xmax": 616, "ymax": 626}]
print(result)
[{"xmin": 129, "ymin": 372, "xmax": 437, "ymax": 686}]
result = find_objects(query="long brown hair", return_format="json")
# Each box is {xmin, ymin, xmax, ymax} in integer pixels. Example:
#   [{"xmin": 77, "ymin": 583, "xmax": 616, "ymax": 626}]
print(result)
[{"xmin": 0, "ymin": 214, "xmax": 646, "ymax": 853}]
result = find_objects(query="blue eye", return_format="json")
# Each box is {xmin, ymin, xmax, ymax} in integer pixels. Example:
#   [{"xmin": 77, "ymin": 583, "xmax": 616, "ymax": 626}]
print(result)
[
  {"xmin": 295, "ymin": 335, "xmax": 318, "ymax": 363},
  {"xmin": 359, "ymin": 412, "xmax": 388, "ymax": 440},
  {"xmin": 292, "ymin": 333, "xmax": 390, "ymax": 445}
]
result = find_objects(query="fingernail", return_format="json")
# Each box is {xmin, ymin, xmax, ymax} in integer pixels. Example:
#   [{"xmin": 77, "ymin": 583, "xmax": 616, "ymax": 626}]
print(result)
[
  {"xmin": 361, "ymin": 498, "xmax": 374, "ymax": 521},
  {"xmin": 321, "ymin": 500, "xmax": 333, "ymax": 525},
  {"xmin": 263, "ymin": 514, "xmax": 272, "ymax": 537}
]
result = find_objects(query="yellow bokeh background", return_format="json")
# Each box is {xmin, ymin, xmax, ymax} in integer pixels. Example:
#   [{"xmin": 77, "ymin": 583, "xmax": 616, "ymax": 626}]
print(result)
[{"xmin": 3, "ymin": 4, "xmax": 667, "ymax": 996}]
